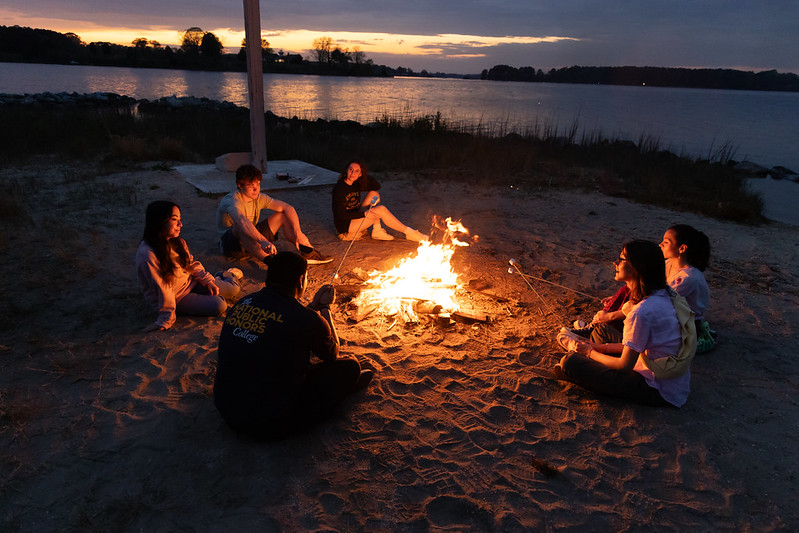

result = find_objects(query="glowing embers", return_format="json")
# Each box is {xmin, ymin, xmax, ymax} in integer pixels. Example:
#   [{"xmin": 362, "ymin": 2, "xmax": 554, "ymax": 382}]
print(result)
[{"xmin": 352, "ymin": 217, "xmax": 476, "ymax": 322}]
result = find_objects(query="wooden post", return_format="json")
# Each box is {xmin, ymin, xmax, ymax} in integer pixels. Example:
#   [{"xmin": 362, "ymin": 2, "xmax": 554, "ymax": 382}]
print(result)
[{"xmin": 243, "ymin": 0, "xmax": 267, "ymax": 173}]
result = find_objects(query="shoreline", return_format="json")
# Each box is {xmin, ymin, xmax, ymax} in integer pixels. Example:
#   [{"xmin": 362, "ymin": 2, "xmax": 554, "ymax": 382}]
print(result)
[
  {"xmin": 2, "ymin": 90, "xmax": 797, "ymax": 173},
  {"xmin": 2, "ymin": 91, "xmax": 797, "ymax": 228}
]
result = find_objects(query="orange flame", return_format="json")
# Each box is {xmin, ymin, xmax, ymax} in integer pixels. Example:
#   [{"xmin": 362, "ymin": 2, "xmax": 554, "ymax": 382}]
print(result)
[{"xmin": 353, "ymin": 217, "xmax": 475, "ymax": 321}]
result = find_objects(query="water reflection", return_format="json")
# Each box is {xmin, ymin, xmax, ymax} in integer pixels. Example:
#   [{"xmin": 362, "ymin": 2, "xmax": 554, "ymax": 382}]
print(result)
[{"xmin": 1, "ymin": 61, "xmax": 797, "ymax": 169}]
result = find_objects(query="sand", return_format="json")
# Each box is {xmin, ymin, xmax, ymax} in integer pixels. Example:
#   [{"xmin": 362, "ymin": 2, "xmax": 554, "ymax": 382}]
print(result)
[{"xmin": 1, "ymin": 164, "xmax": 798, "ymax": 531}]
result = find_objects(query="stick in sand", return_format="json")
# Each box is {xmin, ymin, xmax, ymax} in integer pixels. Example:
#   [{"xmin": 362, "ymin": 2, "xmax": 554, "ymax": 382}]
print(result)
[{"xmin": 332, "ymin": 195, "xmax": 379, "ymax": 281}]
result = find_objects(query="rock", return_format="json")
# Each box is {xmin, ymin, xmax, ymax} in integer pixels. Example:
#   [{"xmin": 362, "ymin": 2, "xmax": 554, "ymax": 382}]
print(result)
[
  {"xmin": 733, "ymin": 161, "xmax": 770, "ymax": 178},
  {"xmin": 215, "ymin": 152, "xmax": 251, "ymax": 172},
  {"xmin": 768, "ymin": 165, "xmax": 798, "ymax": 181}
]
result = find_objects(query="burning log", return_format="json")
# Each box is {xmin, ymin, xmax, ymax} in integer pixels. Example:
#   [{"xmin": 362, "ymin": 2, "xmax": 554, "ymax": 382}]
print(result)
[
  {"xmin": 452, "ymin": 310, "xmax": 490, "ymax": 324},
  {"xmin": 353, "ymin": 303, "xmax": 379, "ymax": 322},
  {"xmin": 413, "ymin": 300, "xmax": 443, "ymax": 315}
]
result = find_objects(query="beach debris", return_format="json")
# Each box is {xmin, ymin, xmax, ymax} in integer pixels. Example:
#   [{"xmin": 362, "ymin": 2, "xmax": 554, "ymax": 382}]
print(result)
[{"xmin": 530, "ymin": 456, "xmax": 560, "ymax": 478}]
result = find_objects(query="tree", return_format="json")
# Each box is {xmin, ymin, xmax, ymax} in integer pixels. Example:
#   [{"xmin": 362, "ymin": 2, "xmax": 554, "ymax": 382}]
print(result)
[
  {"xmin": 331, "ymin": 47, "xmax": 350, "ymax": 65},
  {"xmin": 311, "ymin": 36, "xmax": 334, "ymax": 63},
  {"xmin": 132, "ymin": 37, "xmax": 148, "ymax": 49},
  {"xmin": 200, "ymin": 32, "xmax": 223, "ymax": 57},
  {"xmin": 352, "ymin": 46, "xmax": 365, "ymax": 65},
  {"xmin": 180, "ymin": 27, "xmax": 204, "ymax": 53},
  {"xmin": 239, "ymin": 37, "xmax": 272, "ymax": 58}
]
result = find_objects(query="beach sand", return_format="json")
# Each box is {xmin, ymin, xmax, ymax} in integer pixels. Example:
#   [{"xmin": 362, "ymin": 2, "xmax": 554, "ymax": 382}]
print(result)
[{"xmin": 1, "ymin": 164, "xmax": 798, "ymax": 531}]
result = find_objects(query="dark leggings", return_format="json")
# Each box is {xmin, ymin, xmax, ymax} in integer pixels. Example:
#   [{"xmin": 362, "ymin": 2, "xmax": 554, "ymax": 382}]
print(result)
[
  {"xmin": 228, "ymin": 358, "xmax": 362, "ymax": 440},
  {"xmin": 560, "ymin": 352, "xmax": 670, "ymax": 407}
]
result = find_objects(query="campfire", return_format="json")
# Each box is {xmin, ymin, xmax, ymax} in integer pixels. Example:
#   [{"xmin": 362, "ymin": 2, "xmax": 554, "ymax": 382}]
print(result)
[{"xmin": 351, "ymin": 217, "xmax": 478, "ymax": 323}]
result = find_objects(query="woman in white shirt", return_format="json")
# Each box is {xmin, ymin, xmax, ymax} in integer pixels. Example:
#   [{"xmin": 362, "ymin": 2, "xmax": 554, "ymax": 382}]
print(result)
[
  {"xmin": 660, "ymin": 224, "xmax": 714, "ymax": 353},
  {"xmin": 556, "ymin": 240, "xmax": 694, "ymax": 407}
]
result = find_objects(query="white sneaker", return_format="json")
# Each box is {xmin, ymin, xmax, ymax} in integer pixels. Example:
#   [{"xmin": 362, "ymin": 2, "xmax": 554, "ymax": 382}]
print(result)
[
  {"xmin": 371, "ymin": 226, "xmax": 395, "ymax": 241},
  {"xmin": 557, "ymin": 327, "xmax": 587, "ymax": 353},
  {"xmin": 225, "ymin": 267, "xmax": 244, "ymax": 281},
  {"xmin": 404, "ymin": 228, "xmax": 427, "ymax": 242}
]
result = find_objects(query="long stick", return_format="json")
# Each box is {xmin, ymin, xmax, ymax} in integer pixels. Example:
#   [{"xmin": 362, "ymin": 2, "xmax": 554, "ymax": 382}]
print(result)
[
  {"xmin": 508, "ymin": 261, "xmax": 601, "ymax": 301},
  {"xmin": 507, "ymin": 258, "xmax": 555, "ymax": 315},
  {"xmin": 332, "ymin": 196, "xmax": 379, "ymax": 281}
]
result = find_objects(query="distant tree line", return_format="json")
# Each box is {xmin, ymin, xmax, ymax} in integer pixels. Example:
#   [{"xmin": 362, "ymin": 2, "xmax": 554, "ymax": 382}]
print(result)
[
  {"xmin": 481, "ymin": 64, "xmax": 799, "ymax": 92},
  {"xmin": 0, "ymin": 25, "xmax": 416, "ymax": 78}
]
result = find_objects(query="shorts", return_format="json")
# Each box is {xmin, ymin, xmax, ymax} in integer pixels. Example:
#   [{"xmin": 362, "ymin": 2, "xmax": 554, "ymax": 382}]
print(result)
[{"xmin": 220, "ymin": 220, "xmax": 278, "ymax": 258}]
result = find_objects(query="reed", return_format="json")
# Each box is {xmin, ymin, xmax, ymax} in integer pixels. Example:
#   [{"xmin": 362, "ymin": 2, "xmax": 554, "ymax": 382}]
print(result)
[{"xmin": 0, "ymin": 100, "xmax": 765, "ymax": 223}]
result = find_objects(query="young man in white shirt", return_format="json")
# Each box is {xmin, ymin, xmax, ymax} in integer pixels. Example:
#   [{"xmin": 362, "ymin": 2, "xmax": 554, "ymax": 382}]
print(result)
[{"xmin": 217, "ymin": 164, "xmax": 333, "ymax": 265}]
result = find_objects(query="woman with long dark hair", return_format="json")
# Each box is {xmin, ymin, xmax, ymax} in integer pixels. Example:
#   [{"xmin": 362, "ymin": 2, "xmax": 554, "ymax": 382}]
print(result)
[
  {"xmin": 331, "ymin": 161, "xmax": 427, "ymax": 242},
  {"xmin": 136, "ymin": 200, "xmax": 242, "ymax": 331},
  {"xmin": 660, "ymin": 224, "xmax": 715, "ymax": 353},
  {"xmin": 556, "ymin": 240, "xmax": 697, "ymax": 407}
]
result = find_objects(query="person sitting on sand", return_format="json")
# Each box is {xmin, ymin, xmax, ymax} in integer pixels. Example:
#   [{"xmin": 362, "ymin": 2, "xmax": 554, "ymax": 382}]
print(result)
[
  {"xmin": 213, "ymin": 251, "xmax": 374, "ymax": 439},
  {"xmin": 660, "ymin": 224, "xmax": 715, "ymax": 353},
  {"xmin": 136, "ymin": 200, "xmax": 243, "ymax": 332},
  {"xmin": 567, "ymin": 284, "xmax": 630, "ymax": 345},
  {"xmin": 569, "ymin": 224, "xmax": 714, "ymax": 353},
  {"xmin": 555, "ymin": 240, "xmax": 697, "ymax": 407},
  {"xmin": 332, "ymin": 161, "xmax": 427, "ymax": 242},
  {"xmin": 217, "ymin": 164, "xmax": 333, "ymax": 266}
]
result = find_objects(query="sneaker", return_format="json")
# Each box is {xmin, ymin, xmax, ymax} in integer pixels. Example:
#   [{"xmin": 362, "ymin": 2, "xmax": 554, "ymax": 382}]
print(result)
[
  {"xmin": 371, "ymin": 226, "xmax": 395, "ymax": 241},
  {"xmin": 404, "ymin": 228, "xmax": 428, "ymax": 242},
  {"xmin": 225, "ymin": 267, "xmax": 244, "ymax": 281},
  {"xmin": 338, "ymin": 231, "xmax": 365, "ymax": 241},
  {"xmin": 557, "ymin": 327, "xmax": 587, "ymax": 353},
  {"xmin": 573, "ymin": 319, "xmax": 587, "ymax": 329},
  {"xmin": 302, "ymin": 249, "xmax": 334, "ymax": 265},
  {"xmin": 353, "ymin": 369, "xmax": 374, "ymax": 391}
]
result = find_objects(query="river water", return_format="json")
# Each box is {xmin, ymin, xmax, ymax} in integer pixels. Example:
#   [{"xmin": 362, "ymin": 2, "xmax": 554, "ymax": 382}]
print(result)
[{"xmin": 1, "ymin": 62, "xmax": 797, "ymax": 170}]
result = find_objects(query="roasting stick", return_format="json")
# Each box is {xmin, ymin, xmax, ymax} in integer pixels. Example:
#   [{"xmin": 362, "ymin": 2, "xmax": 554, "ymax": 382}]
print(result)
[
  {"xmin": 508, "ymin": 261, "xmax": 601, "ymax": 302},
  {"xmin": 332, "ymin": 195, "xmax": 379, "ymax": 282},
  {"xmin": 507, "ymin": 258, "xmax": 556, "ymax": 315}
]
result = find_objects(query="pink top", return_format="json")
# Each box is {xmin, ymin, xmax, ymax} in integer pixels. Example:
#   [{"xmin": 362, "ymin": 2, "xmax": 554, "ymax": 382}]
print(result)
[{"xmin": 136, "ymin": 240, "xmax": 214, "ymax": 328}]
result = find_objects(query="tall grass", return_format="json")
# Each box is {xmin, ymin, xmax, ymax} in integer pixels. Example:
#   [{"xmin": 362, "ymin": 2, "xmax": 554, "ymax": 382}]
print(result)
[{"xmin": 0, "ymin": 99, "xmax": 764, "ymax": 223}]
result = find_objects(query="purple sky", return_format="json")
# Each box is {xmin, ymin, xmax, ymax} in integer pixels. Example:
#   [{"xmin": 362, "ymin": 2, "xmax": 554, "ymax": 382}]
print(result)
[{"xmin": 2, "ymin": 0, "xmax": 797, "ymax": 74}]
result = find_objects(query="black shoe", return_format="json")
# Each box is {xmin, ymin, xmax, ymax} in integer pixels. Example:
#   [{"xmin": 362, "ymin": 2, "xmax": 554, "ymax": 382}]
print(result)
[
  {"xmin": 353, "ymin": 369, "xmax": 374, "ymax": 391},
  {"xmin": 550, "ymin": 364, "xmax": 568, "ymax": 381},
  {"xmin": 302, "ymin": 249, "xmax": 333, "ymax": 265}
]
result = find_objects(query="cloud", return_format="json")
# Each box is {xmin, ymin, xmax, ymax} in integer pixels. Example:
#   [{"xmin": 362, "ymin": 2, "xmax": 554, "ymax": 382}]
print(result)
[{"xmin": 1, "ymin": 0, "xmax": 797, "ymax": 73}]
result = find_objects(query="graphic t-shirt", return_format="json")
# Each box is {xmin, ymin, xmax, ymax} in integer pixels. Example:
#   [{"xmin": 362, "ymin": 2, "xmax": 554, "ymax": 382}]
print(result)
[
  {"xmin": 331, "ymin": 175, "xmax": 381, "ymax": 233},
  {"xmin": 213, "ymin": 287, "xmax": 337, "ymax": 424}
]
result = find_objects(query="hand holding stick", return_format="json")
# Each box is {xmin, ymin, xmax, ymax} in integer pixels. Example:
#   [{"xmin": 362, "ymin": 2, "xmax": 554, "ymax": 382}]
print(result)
[{"xmin": 332, "ymin": 195, "xmax": 379, "ymax": 282}]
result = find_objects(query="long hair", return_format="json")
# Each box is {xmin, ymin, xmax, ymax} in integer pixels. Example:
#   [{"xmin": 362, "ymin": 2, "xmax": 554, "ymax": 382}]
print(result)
[
  {"xmin": 142, "ymin": 201, "xmax": 191, "ymax": 281},
  {"xmin": 624, "ymin": 239, "xmax": 668, "ymax": 303},
  {"xmin": 339, "ymin": 160, "xmax": 369, "ymax": 184},
  {"xmin": 669, "ymin": 224, "xmax": 710, "ymax": 271}
]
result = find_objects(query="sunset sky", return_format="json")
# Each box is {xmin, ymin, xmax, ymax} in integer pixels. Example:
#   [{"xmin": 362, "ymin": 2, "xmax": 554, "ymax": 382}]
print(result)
[{"xmin": 2, "ymin": 1, "xmax": 797, "ymax": 74}]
